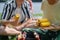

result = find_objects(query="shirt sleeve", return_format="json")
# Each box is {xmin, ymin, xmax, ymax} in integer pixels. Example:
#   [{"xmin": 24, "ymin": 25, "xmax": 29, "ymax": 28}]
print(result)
[
  {"xmin": 2, "ymin": 2, "xmax": 14, "ymax": 20},
  {"xmin": 24, "ymin": 1, "xmax": 30, "ymax": 19},
  {"xmin": 2, "ymin": 3, "xmax": 9, "ymax": 20}
]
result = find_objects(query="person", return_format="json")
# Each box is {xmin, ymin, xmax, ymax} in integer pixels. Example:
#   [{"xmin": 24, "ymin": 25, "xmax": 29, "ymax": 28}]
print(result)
[
  {"xmin": 41, "ymin": 0, "xmax": 60, "ymax": 40},
  {"xmin": 1, "ymin": 0, "xmax": 32, "ymax": 34},
  {"xmin": 0, "ymin": 0, "xmax": 35, "ymax": 40},
  {"xmin": 41, "ymin": 0, "xmax": 60, "ymax": 30}
]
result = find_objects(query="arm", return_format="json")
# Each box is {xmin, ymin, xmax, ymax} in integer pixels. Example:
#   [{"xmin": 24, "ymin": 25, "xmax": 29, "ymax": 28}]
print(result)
[
  {"xmin": 29, "ymin": 0, "xmax": 33, "ymax": 11},
  {"xmin": 0, "ymin": 3, "xmax": 20, "ymax": 35},
  {"xmin": 41, "ymin": 24, "xmax": 60, "ymax": 30},
  {"xmin": 1, "ymin": 3, "xmax": 13, "ymax": 25},
  {"xmin": 15, "ymin": 21, "xmax": 28, "ymax": 31},
  {"xmin": 1, "ymin": 2, "xmax": 17, "ymax": 26},
  {"xmin": 15, "ymin": 18, "xmax": 32, "ymax": 31},
  {"xmin": 0, "ymin": 26, "xmax": 20, "ymax": 35}
]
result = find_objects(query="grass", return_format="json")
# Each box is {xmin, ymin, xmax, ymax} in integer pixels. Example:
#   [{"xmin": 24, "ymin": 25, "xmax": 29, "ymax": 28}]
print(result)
[
  {"xmin": 32, "ymin": 13, "xmax": 43, "ymax": 16},
  {"xmin": 0, "ymin": 13, "xmax": 2, "ymax": 20}
]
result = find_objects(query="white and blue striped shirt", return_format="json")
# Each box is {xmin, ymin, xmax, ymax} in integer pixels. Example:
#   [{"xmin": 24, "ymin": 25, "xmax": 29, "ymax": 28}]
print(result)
[{"xmin": 2, "ymin": 0, "xmax": 30, "ymax": 23}]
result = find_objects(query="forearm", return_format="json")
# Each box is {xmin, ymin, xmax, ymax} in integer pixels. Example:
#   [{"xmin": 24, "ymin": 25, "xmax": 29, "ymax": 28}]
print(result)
[
  {"xmin": 15, "ymin": 18, "xmax": 33, "ymax": 30},
  {"xmin": 54, "ymin": 26, "xmax": 60, "ymax": 30},
  {"xmin": 15, "ymin": 21, "xmax": 28, "ymax": 30},
  {"xmin": 43, "ymin": 26, "xmax": 60, "ymax": 30}
]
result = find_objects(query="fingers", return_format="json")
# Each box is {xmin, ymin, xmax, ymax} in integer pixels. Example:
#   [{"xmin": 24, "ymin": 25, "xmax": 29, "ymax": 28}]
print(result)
[
  {"xmin": 28, "ymin": 18, "xmax": 37, "ymax": 24},
  {"xmin": 26, "ymin": 23, "xmax": 36, "ymax": 28},
  {"xmin": 32, "ymin": 18, "xmax": 37, "ymax": 20},
  {"xmin": 51, "ymin": 24, "xmax": 59, "ymax": 27}
]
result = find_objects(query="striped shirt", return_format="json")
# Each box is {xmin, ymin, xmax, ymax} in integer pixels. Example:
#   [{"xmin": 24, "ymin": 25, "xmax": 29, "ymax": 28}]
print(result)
[{"xmin": 2, "ymin": 0, "xmax": 30, "ymax": 23}]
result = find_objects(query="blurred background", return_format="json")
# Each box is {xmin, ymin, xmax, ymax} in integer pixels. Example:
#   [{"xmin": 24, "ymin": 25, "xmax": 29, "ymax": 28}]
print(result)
[{"xmin": 32, "ymin": 0, "xmax": 43, "ymax": 19}]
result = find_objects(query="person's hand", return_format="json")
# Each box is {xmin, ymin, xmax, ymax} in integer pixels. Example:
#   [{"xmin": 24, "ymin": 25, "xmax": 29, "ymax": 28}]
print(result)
[
  {"xmin": 26, "ymin": 18, "xmax": 37, "ymax": 27},
  {"xmin": 5, "ymin": 26, "xmax": 20, "ymax": 35},
  {"xmin": 1, "ymin": 19, "xmax": 15, "ymax": 26},
  {"xmin": 41, "ymin": 24, "xmax": 60, "ymax": 30},
  {"xmin": 27, "ymin": 18, "xmax": 37, "ymax": 24},
  {"xmin": 26, "ymin": 22, "xmax": 36, "ymax": 28},
  {"xmin": 0, "ymin": 26, "xmax": 20, "ymax": 35}
]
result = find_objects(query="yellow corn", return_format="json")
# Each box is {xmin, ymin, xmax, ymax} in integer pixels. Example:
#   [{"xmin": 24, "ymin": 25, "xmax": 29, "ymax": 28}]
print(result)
[
  {"xmin": 38, "ymin": 18, "xmax": 49, "ymax": 23},
  {"xmin": 14, "ymin": 13, "xmax": 20, "ymax": 21},
  {"xmin": 40, "ymin": 22, "xmax": 51, "ymax": 27}
]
